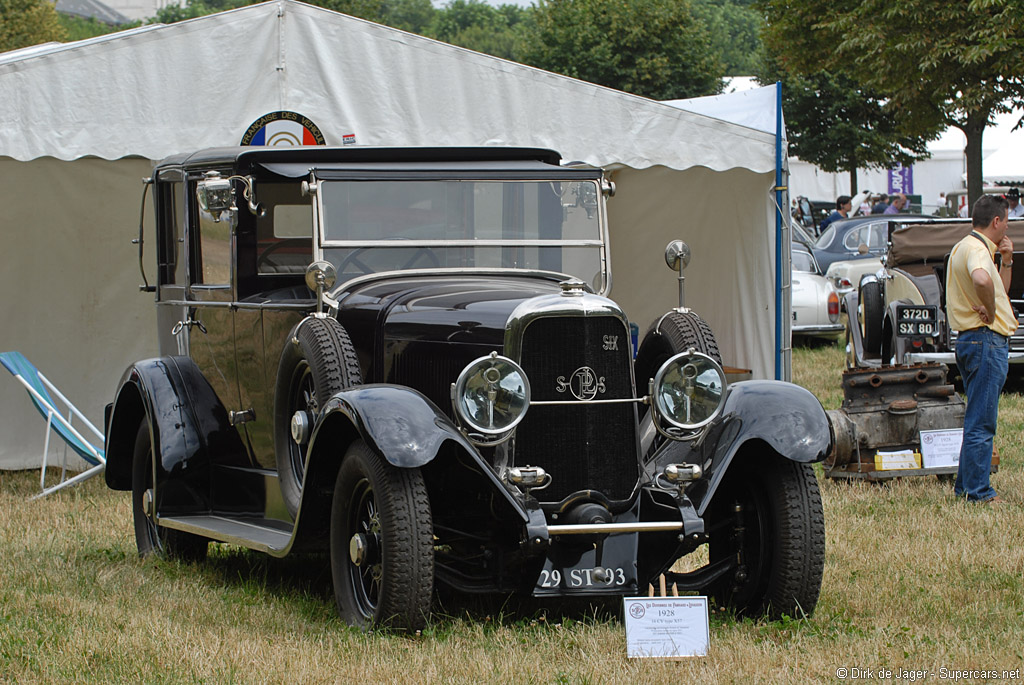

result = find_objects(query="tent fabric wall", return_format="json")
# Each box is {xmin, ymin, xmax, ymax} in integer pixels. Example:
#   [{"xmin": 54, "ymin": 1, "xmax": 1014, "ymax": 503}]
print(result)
[
  {"xmin": 607, "ymin": 166, "xmax": 777, "ymax": 377},
  {"xmin": 0, "ymin": 0, "xmax": 786, "ymax": 469},
  {"xmin": 0, "ymin": 157, "xmax": 156, "ymax": 468}
]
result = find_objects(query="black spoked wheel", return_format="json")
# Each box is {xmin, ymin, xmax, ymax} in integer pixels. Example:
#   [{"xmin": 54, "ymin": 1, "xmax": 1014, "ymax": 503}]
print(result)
[
  {"xmin": 275, "ymin": 317, "xmax": 361, "ymax": 518},
  {"xmin": 131, "ymin": 421, "xmax": 207, "ymax": 561},
  {"xmin": 703, "ymin": 455, "xmax": 824, "ymax": 619},
  {"xmin": 860, "ymin": 280, "xmax": 884, "ymax": 356},
  {"xmin": 330, "ymin": 440, "xmax": 433, "ymax": 631}
]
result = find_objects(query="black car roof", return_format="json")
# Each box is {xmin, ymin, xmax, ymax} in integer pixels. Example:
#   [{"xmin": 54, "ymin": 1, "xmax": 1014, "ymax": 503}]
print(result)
[{"xmin": 155, "ymin": 146, "xmax": 566, "ymax": 172}]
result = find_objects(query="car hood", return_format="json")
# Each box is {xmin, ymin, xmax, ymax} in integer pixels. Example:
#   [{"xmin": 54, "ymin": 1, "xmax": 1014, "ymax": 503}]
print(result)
[{"xmin": 335, "ymin": 274, "xmax": 566, "ymax": 347}]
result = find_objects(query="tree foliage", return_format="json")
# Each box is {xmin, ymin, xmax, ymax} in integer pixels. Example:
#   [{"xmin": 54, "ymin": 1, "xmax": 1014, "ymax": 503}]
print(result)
[
  {"xmin": 693, "ymin": 0, "xmax": 761, "ymax": 75},
  {"xmin": 760, "ymin": 0, "xmax": 1024, "ymax": 205},
  {"xmin": 757, "ymin": 59, "xmax": 938, "ymax": 194},
  {"xmin": 520, "ymin": 0, "xmax": 724, "ymax": 100},
  {"xmin": 0, "ymin": 0, "xmax": 66, "ymax": 51}
]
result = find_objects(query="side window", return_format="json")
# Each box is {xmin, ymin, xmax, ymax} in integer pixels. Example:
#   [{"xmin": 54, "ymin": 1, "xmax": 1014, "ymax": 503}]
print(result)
[
  {"xmin": 868, "ymin": 223, "xmax": 888, "ymax": 250},
  {"xmin": 156, "ymin": 179, "xmax": 187, "ymax": 286},
  {"xmin": 255, "ymin": 183, "xmax": 313, "ymax": 276},
  {"xmin": 843, "ymin": 226, "xmax": 865, "ymax": 251},
  {"xmin": 195, "ymin": 193, "xmax": 232, "ymax": 286}
]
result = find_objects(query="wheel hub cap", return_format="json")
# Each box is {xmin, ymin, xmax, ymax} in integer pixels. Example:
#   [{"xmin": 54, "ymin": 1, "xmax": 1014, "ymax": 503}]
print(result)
[{"xmin": 350, "ymin": 533, "xmax": 368, "ymax": 566}]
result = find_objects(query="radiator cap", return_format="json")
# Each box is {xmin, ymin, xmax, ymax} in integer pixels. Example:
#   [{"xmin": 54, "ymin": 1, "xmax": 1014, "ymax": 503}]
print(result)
[{"xmin": 559, "ymin": 278, "xmax": 587, "ymax": 296}]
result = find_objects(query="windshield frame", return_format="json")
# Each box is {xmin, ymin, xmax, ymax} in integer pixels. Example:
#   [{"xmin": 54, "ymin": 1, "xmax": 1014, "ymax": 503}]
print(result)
[{"xmin": 310, "ymin": 169, "xmax": 611, "ymax": 298}]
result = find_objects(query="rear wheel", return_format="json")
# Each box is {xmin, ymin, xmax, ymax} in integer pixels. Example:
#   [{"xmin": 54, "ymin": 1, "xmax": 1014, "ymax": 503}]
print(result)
[
  {"xmin": 330, "ymin": 440, "xmax": 433, "ymax": 631},
  {"xmin": 703, "ymin": 455, "xmax": 824, "ymax": 619},
  {"xmin": 131, "ymin": 421, "xmax": 207, "ymax": 561}
]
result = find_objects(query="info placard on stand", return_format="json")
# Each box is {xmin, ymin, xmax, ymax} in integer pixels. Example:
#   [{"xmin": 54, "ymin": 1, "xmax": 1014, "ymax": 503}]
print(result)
[
  {"xmin": 623, "ymin": 596, "xmax": 710, "ymax": 659},
  {"xmin": 920, "ymin": 428, "xmax": 963, "ymax": 469}
]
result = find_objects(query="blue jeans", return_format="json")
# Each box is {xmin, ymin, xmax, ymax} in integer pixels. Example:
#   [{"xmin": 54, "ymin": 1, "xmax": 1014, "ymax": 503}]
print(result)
[{"xmin": 954, "ymin": 327, "xmax": 1008, "ymax": 501}]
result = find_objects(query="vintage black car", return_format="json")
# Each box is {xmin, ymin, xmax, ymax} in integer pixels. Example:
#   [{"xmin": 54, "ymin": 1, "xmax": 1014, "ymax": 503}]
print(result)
[{"xmin": 104, "ymin": 146, "xmax": 830, "ymax": 631}]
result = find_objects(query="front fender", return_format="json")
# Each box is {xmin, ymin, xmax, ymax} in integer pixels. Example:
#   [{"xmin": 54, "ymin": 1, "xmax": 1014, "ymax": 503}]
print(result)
[
  {"xmin": 687, "ymin": 380, "xmax": 831, "ymax": 516},
  {"xmin": 313, "ymin": 384, "xmax": 480, "ymax": 468},
  {"xmin": 307, "ymin": 384, "xmax": 529, "ymax": 523}
]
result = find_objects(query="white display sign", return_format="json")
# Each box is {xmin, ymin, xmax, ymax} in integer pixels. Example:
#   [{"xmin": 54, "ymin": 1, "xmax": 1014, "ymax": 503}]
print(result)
[
  {"xmin": 623, "ymin": 596, "xmax": 709, "ymax": 658},
  {"xmin": 920, "ymin": 428, "xmax": 963, "ymax": 468}
]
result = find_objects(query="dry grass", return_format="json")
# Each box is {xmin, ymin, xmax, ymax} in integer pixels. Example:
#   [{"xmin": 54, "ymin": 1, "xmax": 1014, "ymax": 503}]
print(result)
[{"xmin": 2, "ymin": 343, "xmax": 1023, "ymax": 683}]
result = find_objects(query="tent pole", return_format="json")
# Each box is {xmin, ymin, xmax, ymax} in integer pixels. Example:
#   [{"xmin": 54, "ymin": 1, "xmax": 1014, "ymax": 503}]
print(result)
[{"xmin": 774, "ymin": 82, "xmax": 784, "ymax": 381}]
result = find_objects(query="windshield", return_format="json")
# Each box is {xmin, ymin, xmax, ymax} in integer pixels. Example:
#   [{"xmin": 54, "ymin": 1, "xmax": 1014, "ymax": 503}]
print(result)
[{"xmin": 318, "ymin": 179, "xmax": 605, "ymax": 289}]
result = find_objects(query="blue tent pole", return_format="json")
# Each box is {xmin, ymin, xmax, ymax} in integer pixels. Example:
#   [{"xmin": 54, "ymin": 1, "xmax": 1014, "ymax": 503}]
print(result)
[{"xmin": 774, "ymin": 81, "xmax": 784, "ymax": 380}]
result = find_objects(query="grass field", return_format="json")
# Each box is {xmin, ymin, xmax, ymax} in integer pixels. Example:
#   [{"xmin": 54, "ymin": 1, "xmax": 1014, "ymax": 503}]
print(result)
[{"xmin": 2, "ymin": 343, "xmax": 1022, "ymax": 684}]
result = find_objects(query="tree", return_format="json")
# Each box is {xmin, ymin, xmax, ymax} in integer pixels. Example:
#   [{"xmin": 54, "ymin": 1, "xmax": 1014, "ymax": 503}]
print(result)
[
  {"xmin": 426, "ymin": 0, "xmax": 527, "ymax": 60},
  {"xmin": 693, "ymin": 0, "xmax": 762, "ymax": 75},
  {"xmin": 760, "ymin": 0, "xmax": 1024, "ymax": 207},
  {"xmin": 0, "ymin": 0, "xmax": 66, "ymax": 51},
  {"xmin": 520, "ymin": 0, "xmax": 724, "ymax": 100},
  {"xmin": 758, "ymin": 62, "xmax": 938, "ymax": 195}
]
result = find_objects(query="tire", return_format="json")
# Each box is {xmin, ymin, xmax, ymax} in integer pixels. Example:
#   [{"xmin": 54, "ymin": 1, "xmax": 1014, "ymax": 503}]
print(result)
[
  {"xmin": 860, "ymin": 280, "xmax": 884, "ymax": 356},
  {"xmin": 330, "ymin": 440, "xmax": 434, "ymax": 631},
  {"xmin": 275, "ymin": 317, "xmax": 361, "ymax": 518},
  {"xmin": 131, "ymin": 421, "xmax": 208, "ymax": 562},
  {"xmin": 703, "ymin": 455, "xmax": 825, "ymax": 619},
  {"xmin": 634, "ymin": 310, "xmax": 722, "ymax": 393}
]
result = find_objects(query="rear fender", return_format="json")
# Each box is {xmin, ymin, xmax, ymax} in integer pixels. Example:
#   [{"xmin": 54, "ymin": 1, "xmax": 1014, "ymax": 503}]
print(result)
[
  {"xmin": 104, "ymin": 357, "xmax": 244, "ymax": 514},
  {"xmin": 686, "ymin": 381, "xmax": 832, "ymax": 516}
]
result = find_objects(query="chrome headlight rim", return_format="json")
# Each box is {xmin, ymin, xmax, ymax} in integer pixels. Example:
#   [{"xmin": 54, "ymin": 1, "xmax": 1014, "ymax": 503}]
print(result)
[
  {"xmin": 452, "ymin": 353, "xmax": 531, "ymax": 436},
  {"xmin": 651, "ymin": 349, "xmax": 728, "ymax": 432}
]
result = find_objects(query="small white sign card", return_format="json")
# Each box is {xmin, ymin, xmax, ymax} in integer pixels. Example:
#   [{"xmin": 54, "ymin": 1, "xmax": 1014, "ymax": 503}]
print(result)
[
  {"xmin": 623, "ymin": 596, "xmax": 710, "ymax": 658},
  {"xmin": 920, "ymin": 428, "xmax": 963, "ymax": 468}
]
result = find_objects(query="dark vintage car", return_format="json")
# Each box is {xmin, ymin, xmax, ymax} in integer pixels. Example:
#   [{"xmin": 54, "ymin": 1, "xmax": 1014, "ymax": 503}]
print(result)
[
  {"xmin": 103, "ymin": 146, "xmax": 830, "ymax": 631},
  {"xmin": 847, "ymin": 218, "xmax": 1024, "ymax": 368}
]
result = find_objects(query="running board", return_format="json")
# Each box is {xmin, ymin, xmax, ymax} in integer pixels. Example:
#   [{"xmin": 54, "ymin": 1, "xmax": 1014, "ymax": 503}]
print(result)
[{"xmin": 158, "ymin": 514, "xmax": 294, "ymax": 555}]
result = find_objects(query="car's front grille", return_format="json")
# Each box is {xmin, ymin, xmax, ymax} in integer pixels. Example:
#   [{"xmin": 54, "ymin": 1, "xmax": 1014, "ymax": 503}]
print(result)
[{"xmin": 512, "ymin": 316, "xmax": 639, "ymax": 503}]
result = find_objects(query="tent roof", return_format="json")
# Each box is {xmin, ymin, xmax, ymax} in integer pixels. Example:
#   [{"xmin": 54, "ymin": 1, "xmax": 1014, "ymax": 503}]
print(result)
[{"xmin": 0, "ymin": 0, "xmax": 776, "ymax": 173}]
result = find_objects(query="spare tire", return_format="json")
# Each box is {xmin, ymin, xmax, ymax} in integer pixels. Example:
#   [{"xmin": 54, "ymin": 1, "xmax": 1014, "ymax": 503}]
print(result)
[
  {"xmin": 634, "ymin": 310, "xmax": 722, "ymax": 393},
  {"xmin": 860, "ymin": 280, "xmax": 884, "ymax": 356},
  {"xmin": 275, "ymin": 317, "xmax": 361, "ymax": 518}
]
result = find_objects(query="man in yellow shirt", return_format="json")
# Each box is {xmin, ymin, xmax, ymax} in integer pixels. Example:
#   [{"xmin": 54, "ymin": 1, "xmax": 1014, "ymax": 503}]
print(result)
[{"xmin": 946, "ymin": 195, "xmax": 1016, "ymax": 503}]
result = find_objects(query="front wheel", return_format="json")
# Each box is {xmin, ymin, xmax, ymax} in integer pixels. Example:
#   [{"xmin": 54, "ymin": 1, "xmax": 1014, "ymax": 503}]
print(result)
[
  {"xmin": 703, "ymin": 455, "xmax": 825, "ymax": 619},
  {"xmin": 330, "ymin": 440, "xmax": 433, "ymax": 631},
  {"xmin": 131, "ymin": 421, "xmax": 207, "ymax": 561}
]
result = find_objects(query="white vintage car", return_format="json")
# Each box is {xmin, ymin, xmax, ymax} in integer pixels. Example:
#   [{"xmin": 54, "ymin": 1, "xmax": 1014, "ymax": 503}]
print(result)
[
  {"xmin": 792, "ymin": 245, "xmax": 842, "ymax": 341},
  {"xmin": 825, "ymin": 254, "xmax": 884, "ymax": 299}
]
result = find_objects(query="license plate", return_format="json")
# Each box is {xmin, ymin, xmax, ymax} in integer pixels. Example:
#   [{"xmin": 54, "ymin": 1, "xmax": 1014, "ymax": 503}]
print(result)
[
  {"xmin": 537, "ymin": 566, "xmax": 630, "ymax": 590},
  {"xmin": 896, "ymin": 305, "xmax": 938, "ymax": 337}
]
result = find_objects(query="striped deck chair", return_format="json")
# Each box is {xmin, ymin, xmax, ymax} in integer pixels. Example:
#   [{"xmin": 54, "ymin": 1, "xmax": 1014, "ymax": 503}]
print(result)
[{"xmin": 0, "ymin": 351, "xmax": 106, "ymax": 499}]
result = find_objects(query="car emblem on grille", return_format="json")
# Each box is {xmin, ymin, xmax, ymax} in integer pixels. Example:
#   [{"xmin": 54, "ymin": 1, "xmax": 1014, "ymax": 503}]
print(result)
[{"xmin": 555, "ymin": 366, "xmax": 606, "ymax": 401}]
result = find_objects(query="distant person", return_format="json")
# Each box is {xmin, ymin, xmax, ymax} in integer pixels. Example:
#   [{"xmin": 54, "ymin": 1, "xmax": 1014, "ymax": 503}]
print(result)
[
  {"xmin": 858, "ymin": 195, "xmax": 873, "ymax": 216},
  {"xmin": 945, "ymin": 194, "xmax": 1015, "ymax": 503},
  {"xmin": 884, "ymin": 193, "xmax": 907, "ymax": 214},
  {"xmin": 936, "ymin": 191, "xmax": 946, "ymax": 215},
  {"xmin": 1007, "ymin": 188, "xmax": 1024, "ymax": 218},
  {"xmin": 871, "ymin": 193, "xmax": 889, "ymax": 214},
  {"xmin": 819, "ymin": 195, "xmax": 852, "ymax": 233}
]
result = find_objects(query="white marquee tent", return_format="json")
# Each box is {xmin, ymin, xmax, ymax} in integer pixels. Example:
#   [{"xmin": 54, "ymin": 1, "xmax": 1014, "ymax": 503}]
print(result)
[{"xmin": 0, "ymin": 0, "xmax": 788, "ymax": 469}]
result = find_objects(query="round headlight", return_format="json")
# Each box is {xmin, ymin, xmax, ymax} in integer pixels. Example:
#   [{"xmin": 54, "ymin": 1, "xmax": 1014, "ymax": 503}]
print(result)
[
  {"xmin": 453, "ymin": 353, "xmax": 531, "ymax": 435},
  {"xmin": 652, "ymin": 351, "xmax": 728, "ymax": 431}
]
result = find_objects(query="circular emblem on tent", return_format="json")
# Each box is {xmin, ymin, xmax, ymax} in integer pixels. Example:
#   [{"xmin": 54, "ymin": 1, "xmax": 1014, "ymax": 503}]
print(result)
[{"xmin": 241, "ymin": 111, "xmax": 326, "ymax": 146}]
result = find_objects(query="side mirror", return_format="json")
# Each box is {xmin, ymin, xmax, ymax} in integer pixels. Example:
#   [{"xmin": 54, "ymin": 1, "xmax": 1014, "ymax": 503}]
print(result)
[
  {"xmin": 305, "ymin": 260, "xmax": 337, "ymax": 315},
  {"xmin": 664, "ymin": 240, "xmax": 691, "ymax": 310}
]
